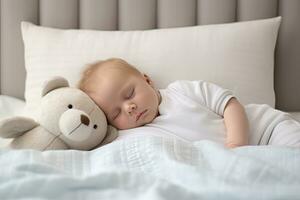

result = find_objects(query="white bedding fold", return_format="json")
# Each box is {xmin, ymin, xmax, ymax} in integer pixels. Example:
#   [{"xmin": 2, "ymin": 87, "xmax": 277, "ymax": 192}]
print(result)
[{"xmin": 0, "ymin": 136, "xmax": 300, "ymax": 200}]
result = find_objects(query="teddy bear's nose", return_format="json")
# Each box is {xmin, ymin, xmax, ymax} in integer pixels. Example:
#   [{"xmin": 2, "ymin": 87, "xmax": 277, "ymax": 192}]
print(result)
[{"xmin": 81, "ymin": 114, "xmax": 90, "ymax": 126}]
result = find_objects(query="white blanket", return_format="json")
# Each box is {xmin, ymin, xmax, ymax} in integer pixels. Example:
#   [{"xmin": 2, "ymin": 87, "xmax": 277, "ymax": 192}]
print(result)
[{"xmin": 0, "ymin": 136, "xmax": 300, "ymax": 200}]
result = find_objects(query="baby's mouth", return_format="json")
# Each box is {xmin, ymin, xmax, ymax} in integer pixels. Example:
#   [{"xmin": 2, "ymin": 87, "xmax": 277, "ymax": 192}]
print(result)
[{"xmin": 136, "ymin": 109, "xmax": 147, "ymax": 121}]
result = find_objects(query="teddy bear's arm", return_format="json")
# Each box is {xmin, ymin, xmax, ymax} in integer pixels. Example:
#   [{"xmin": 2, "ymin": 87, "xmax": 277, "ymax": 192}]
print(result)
[{"xmin": 0, "ymin": 116, "xmax": 39, "ymax": 138}]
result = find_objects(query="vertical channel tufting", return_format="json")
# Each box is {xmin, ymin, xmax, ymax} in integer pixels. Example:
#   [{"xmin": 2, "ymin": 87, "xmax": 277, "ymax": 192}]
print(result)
[
  {"xmin": 237, "ymin": 0, "xmax": 278, "ymax": 21},
  {"xmin": 119, "ymin": 0, "xmax": 156, "ymax": 30},
  {"xmin": 197, "ymin": 0, "xmax": 237, "ymax": 25},
  {"xmin": 79, "ymin": 0, "xmax": 118, "ymax": 30},
  {"xmin": 0, "ymin": 0, "xmax": 1, "ymax": 94},
  {"xmin": 157, "ymin": 0, "xmax": 196, "ymax": 28},
  {"xmin": 275, "ymin": 0, "xmax": 300, "ymax": 111},
  {"xmin": 0, "ymin": 0, "xmax": 39, "ymax": 99},
  {"xmin": 40, "ymin": 0, "xmax": 79, "ymax": 28}
]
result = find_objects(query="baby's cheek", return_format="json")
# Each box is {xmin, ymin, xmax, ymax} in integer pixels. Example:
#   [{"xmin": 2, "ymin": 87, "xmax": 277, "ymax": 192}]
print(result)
[
  {"xmin": 115, "ymin": 116, "xmax": 132, "ymax": 130},
  {"xmin": 147, "ymin": 110, "xmax": 157, "ymax": 123}
]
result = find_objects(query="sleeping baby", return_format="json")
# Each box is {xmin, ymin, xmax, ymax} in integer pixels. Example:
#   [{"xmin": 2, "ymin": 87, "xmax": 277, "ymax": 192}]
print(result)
[{"xmin": 78, "ymin": 58, "xmax": 300, "ymax": 148}]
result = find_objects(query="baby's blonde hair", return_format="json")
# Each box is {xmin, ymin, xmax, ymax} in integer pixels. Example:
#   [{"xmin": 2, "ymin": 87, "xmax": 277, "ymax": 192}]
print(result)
[{"xmin": 78, "ymin": 58, "xmax": 141, "ymax": 93}]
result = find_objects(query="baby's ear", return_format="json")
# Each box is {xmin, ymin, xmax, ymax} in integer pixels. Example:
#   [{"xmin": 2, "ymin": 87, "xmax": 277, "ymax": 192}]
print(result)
[{"xmin": 143, "ymin": 74, "xmax": 154, "ymax": 86}]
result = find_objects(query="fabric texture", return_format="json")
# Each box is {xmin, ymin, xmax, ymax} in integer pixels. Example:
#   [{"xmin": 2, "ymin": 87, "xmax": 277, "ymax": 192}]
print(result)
[
  {"xmin": 289, "ymin": 112, "xmax": 300, "ymax": 122},
  {"xmin": 269, "ymin": 119, "xmax": 300, "ymax": 147},
  {"xmin": 245, "ymin": 104, "xmax": 300, "ymax": 146},
  {"xmin": 21, "ymin": 17, "xmax": 281, "ymax": 115},
  {"xmin": 0, "ymin": 136, "xmax": 299, "ymax": 199}
]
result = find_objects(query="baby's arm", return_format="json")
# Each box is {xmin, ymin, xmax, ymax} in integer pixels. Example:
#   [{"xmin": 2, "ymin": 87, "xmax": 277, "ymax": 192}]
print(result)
[{"xmin": 223, "ymin": 97, "xmax": 249, "ymax": 148}]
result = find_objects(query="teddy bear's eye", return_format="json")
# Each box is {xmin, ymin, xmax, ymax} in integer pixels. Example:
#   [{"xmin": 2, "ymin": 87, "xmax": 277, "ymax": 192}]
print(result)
[
  {"xmin": 68, "ymin": 104, "xmax": 73, "ymax": 109},
  {"xmin": 93, "ymin": 124, "xmax": 98, "ymax": 129}
]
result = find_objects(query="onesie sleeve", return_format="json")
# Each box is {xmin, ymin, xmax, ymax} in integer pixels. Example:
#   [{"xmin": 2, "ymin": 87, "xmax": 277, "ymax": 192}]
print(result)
[{"xmin": 168, "ymin": 80, "xmax": 235, "ymax": 116}]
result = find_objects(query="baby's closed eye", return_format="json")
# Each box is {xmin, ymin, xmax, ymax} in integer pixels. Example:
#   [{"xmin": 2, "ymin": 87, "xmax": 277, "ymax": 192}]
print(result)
[{"xmin": 126, "ymin": 87, "xmax": 135, "ymax": 99}]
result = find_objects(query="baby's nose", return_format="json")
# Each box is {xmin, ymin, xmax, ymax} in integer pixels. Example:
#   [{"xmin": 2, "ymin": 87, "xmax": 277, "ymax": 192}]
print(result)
[{"xmin": 126, "ymin": 103, "xmax": 137, "ymax": 114}]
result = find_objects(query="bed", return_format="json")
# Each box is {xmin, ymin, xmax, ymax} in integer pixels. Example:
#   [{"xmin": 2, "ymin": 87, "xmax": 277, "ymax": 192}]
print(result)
[{"xmin": 1, "ymin": 0, "xmax": 300, "ymax": 199}]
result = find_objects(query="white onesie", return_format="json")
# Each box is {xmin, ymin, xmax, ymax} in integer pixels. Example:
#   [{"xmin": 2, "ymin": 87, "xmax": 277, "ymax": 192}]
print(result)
[{"xmin": 118, "ymin": 80, "xmax": 300, "ymax": 147}]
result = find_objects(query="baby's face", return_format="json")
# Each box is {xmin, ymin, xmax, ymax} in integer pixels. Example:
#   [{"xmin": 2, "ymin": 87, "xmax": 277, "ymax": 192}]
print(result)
[{"xmin": 90, "ymin": 67, "xmax": 160, "ymax": 130}]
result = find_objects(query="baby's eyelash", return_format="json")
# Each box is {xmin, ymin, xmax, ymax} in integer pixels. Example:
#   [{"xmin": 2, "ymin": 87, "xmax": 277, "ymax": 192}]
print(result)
[{"xmin": 128, "ymin": 88, "xmax": 134, "ymax": 98}]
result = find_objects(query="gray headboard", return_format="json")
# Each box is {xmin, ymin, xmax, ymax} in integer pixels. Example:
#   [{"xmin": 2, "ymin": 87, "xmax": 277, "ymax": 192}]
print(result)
[{"xmin": 0, "ymin": 0, "xmax": 300, "ymax": 111}]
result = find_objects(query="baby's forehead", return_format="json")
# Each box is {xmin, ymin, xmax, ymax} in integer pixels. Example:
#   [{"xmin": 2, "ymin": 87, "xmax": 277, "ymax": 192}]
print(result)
[
  {"xmin": 93, "ymin": 68, "xmax": 133, "ymax": 90},
  {"xmin": 96, "ymin": 67, "xmax": 135, "ymax": 83},
  {"xmin": 87, "ymin": 62, "xmax": 143, "ymax": 94}
]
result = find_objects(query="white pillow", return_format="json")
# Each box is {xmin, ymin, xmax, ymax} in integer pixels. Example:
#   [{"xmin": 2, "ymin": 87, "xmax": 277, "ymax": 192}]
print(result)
[{"xmin": 22, "ymin": 17, "xmax": 281, "ymax": 113}]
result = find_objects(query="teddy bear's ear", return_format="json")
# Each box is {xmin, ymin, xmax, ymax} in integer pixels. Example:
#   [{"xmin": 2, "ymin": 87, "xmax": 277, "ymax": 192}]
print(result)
[
  {"xmin": 42, "ymin": 76, "xmax": 70, "ymax": 97},
  {"xmin": 0, "ymin": 116, "xmax": 39, "ymax": 138},
  {"xmin": 100, "ymin": 125, "xmax": 118, "ymax": 146}
]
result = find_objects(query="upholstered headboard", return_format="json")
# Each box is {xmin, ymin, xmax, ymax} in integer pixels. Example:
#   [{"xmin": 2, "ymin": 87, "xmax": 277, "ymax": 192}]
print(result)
[{"xmin": 0, "ymin": 0, "xmax": 300, "ymax": 111}]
